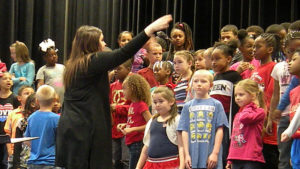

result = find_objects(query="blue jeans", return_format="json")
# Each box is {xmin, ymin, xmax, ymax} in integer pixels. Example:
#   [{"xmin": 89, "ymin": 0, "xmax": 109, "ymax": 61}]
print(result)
[
  {"xmin": 277, "ymin": 116, "xmax": 292, "ymax": 169},
  {"xmin": 27, "ymin": 164, "xmax": 61, "ymax": 169},
  {"xmin": 127, "ymin": 141, "xmax": 143, "ymax": 169},
  {"xmin": 112, "ymin": 137, "xmax": 129, "ymax": 169}
]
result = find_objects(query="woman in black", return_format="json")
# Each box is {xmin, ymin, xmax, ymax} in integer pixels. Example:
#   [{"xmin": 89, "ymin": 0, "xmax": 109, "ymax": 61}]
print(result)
[{"xmin": 55, "ymin": 15, "xmax": 172, "ymax": 169}]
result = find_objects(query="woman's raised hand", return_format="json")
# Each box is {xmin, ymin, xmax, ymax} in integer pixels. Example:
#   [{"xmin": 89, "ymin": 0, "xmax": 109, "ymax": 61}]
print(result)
[{"xmin": 144, "ymin": 15, "xmax": 172, "ymax": 36}]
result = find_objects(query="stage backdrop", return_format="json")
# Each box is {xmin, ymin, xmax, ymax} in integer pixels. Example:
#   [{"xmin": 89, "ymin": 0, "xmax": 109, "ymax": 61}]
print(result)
[{"xmin": 0, "ymin": 0, "xmax": 299, "ymax": 70}]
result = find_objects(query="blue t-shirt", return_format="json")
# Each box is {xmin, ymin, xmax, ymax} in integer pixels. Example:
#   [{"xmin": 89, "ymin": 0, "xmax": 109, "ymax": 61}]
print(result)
[
  {"xmin": 177, "ymin": 98, "xmax": 228, "ymax": 169},
  {"xmin": 24, "ymin": 111, "xmax": 60, "ymax": 165}
]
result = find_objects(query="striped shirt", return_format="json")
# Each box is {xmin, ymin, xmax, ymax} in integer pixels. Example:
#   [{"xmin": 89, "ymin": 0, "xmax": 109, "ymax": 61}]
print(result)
[{"xmin": 174, "ymin": 79, "xmax": 188, "ymax": 114}]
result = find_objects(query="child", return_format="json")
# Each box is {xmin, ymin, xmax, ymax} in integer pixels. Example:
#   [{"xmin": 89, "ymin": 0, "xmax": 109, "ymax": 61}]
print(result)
[
  {"xmin": 0, "ymin": 72, "xmax": 20, "ymax": 169},
  {"xmin": 14, "ymin": 93, "xmax": 38, "ymax": 169},
  {"xmin": 219, "ymin": 25, "xmax": 242, "ymax": 65},
  {"xmin": 250, "ymin": 33, "xmax": 280, "ymax": 169},
  {"xmin": 4, "ymin": 85, "xmax": 34, "ymax": 168},
  {"xmin": 110, "ymin": 60, "xmax": 132, "ymax": 169},
  {"xmin": 9, "ymin": 43, "xmax": 17, "ymax": 63},
  {"xmin": 138, "ymin": 42, "xmax": 163, "ymax": 88},
  {"xmin": 194, "ymin": 49, "xmax": 206, "ymax": 71},
  {"xmin": 9, "ymin": 41, "xmax": 35, "ymax": 94},
  {"xmin": 269, "ymin": 31, "xmax": 300, "ymax": 169},
  {"xmin": 24, "ymin": 85, "xmax": 60, "ymax": 168},
  {"xmin": 109, "ymin": 31, "xmax": 134, "ymax": 83},
  {"xmin": 117, "ymin": 74, "xmax": 152, "ymax": 169},
  {"xmin": 230, "ymin": 29, "xmax": 260, "ymax": 79},
  {"xmin": 136, "ymin": 86, "xmax": 184, "ymax": 169},
  {"xmin": 280, "ymin": 49, "xmax": 300, "ymax": 169},
  {"xmin": 226, "ymin": 79, "xmax": 266, "ymax": 169},
  {"xmin": 173, "ymin": 50, "xmax": 194, "ymax": 114},
  {"xmin": 246, "ymin": 25, "xmax": 264, "ymax": 39},
  {"xmin": 52, "ymin": 93, "xmax": 61, "ymax": 114},
  {"xmin": 177, "ymin": 70, "xmax": 228, "ymax": 169},
  {"xmin": 165, "ymin": 22, "xmax": 194, "ymax": 61},
  {"xmin": 153, "ymin": 61, "xmax": 175, "ymax": 88},
  {"xmin": 210, "ymin": 41, "xmax": 242, "ymax": 167},
  {"xmin": 118, "ymin": 31, "xmax": 133, "ymax": 48},
  {"xmin": 266, "ymin": 24, "xmax": 287, "ymax": 62},
  {"xmin": 36, "ymin": 39, "xmax": 65, "ymax": 103},
  {"xmin": 203, "ymin": 47, "xmax": 214, "ymax": 74}
]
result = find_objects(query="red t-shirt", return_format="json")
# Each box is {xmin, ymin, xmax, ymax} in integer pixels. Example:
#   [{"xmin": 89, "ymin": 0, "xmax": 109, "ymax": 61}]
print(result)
[
  {"xmin": 125, "ymin": 101, "xmax": 148, "ymax": 145},
  {"xmin": 250, "ymin": 61, "xmax": 277, "ymax": 145},
  {"xmin": 289, "ymin": 86, "xmax": 300, "ymax": 138},
  {"xmin": 137, "ymin": 67, "xmax": 159, "ymax": 88},
  {"xmin": 109, "ymin": 80, "xmax": 130, "ymax": 139}
]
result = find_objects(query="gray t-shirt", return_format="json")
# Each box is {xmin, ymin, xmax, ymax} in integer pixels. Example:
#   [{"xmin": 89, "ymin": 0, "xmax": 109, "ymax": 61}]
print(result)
[{"xmin": 36, "ymin": 64, "xmax": 65, "ymax": 103}]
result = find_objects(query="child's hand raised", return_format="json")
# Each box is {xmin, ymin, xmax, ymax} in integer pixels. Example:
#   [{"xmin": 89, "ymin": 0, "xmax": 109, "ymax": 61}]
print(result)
[{"xmin": 207, "ymin": 153, "xmax": 218, "ymax": 169}]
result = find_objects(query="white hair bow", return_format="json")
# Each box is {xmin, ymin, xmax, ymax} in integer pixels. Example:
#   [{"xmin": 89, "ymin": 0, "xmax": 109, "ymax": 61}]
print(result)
[{"xmin": 39, "ymin": 39, "xmax": 55, "ymax": 52}]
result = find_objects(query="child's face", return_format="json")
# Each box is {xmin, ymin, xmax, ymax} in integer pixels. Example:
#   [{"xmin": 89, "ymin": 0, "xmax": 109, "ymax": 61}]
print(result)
[
  {"xmin": 19, "ymin": 88, "xmax": 35, "ymax": 105},
  {"xmin": 122, "ymin": 83, "xmax": 132, "ymax": 101},
  {"xmin": 114, "ymin": 65, "xmax": 130, "ymax": 82},
  {"xmin": 173, "ymin": 55, "xmax": 191, "ymax": 75},
  {"xmin": 211, "ymin": 49, "xmax": 231, "ymax": 73},
  {"xmin": 153, "ymin": 66, "xmax": 170, "ymax": 84},
  {"xmin": 99, "ymin": 33, "xmax": 107, "ymax": 51},
  {"xmin": 253, "ymin": 37, "xmax": 272, "ymax": 61},
  {"xmin": 203, "ymin": 49, "xmax": 212, "ymax": 69},
  {"xmin": 220, "ymin": 31, "xmax": 237, "ymax": 43},
  {"xmin": 194, "ymin": 53, "xmax": 206, "ymax": 70},
  {"xmin": 152, "ymin": 93, "xmax": 173, "ymax": 116},
  {"xmin": 30, "ymin": 98, "xmax": 39, "ymax": 114},
  {"xmin": 147, "ymin": 46, "xmax": 162, "ymax": 66},
  {"xmin": 118, "ymin": 33, "xmax": 132, "ymax": 47},
  {"xmin": 235, "ymin": 86, "xmax": 254, "ymax": 107},
  {"xmin": 9, "ymin": 47, "xmax": 16, "ymax": 62},
  {"xmin": 52, "ymin": 96, "xmax": 61, "ymax": 113},
  {"xmin": 192, "ymin": 73, "xmax": 212, "ymax": 98},
  {"xmin": 288, "ymin": 52, "xmax": 300, "ymax": 75},
  {"xmin": 284, "ymin": 39, "xmax": 300, "ymax": 61},
  {"xmin": 44, "ymin": 49, "xmax": 58, "ymax": 66},
  {"xmin": 0, "ymin": 73, "xmax": 13, "ymax": 90},
  {"xmin": 239, "ymin": 38, "xmax": 254, "ymax": 61},
  {"xmin": 171, "ymin": 29, "xmax": 185, "ymax": 48}
]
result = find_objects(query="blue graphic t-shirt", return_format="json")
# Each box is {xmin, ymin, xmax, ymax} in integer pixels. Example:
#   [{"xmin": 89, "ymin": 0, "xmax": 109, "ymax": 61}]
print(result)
[
  {"xmin": 0, "ymin": 93, "xmax": 20, "ymax": 134},
  {"xmin": 177, "ymin": 98, "xmax": 228, "ymax": 169}
]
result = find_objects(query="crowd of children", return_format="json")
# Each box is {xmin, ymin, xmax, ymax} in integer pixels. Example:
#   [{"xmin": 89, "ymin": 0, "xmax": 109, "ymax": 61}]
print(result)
[{"xmin": 0, "ymin": 17, "xmax": 300, "ymax": 169}]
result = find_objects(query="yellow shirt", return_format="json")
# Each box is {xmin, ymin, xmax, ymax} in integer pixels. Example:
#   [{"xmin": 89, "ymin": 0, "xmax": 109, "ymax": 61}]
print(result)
[{"xmin": 4, "ymin": 107, "xmax": 24, "ymax": 155}]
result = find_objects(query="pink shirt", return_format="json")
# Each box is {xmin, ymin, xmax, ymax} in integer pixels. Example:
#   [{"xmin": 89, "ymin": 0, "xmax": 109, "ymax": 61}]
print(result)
[
  {"xmin": 227, "ymin": 102, "xmax": 265, "ymax": 163},
  {"xmin": 230, "ymin": 59, "xmax": 260, "ymax": 79},
  {"xmin": 125, "ymin": 101, "xmax": 148, "ymax": 145}
]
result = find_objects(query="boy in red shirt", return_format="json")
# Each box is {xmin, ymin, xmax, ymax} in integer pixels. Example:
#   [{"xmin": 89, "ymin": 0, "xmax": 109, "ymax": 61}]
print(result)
[{"xmin": 138, "ymin": 42, "xmax": 162, "ymax": 88}]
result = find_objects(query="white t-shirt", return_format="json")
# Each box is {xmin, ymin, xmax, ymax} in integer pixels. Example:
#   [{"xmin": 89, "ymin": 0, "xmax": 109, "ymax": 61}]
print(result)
[
  {"xmin": 36, "ymin": 64, "xmax": 65, "ymax": 103},
  {"xmin": 271, "ymin": 61, "xmax": 291, "ymax": 116}
]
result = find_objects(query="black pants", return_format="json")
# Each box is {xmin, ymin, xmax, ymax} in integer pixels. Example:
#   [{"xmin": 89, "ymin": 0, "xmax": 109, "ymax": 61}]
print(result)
[
  {"xmin": 231, "ymin": 160, "xmax": 263, "ymax": 169},
  {"xmin": 222, "ymin": 127, "xmax": 230, "ymax": 169},
  {"xmin": 263, "ymin": 143, "xmax": 279, "ymax": 169}
]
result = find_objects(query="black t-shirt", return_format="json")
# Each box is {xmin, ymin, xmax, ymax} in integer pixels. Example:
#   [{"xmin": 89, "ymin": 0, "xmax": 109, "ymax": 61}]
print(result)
[{"xmin": 0, "ymin": 93, "xmax": 20, "ymax": 135}]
